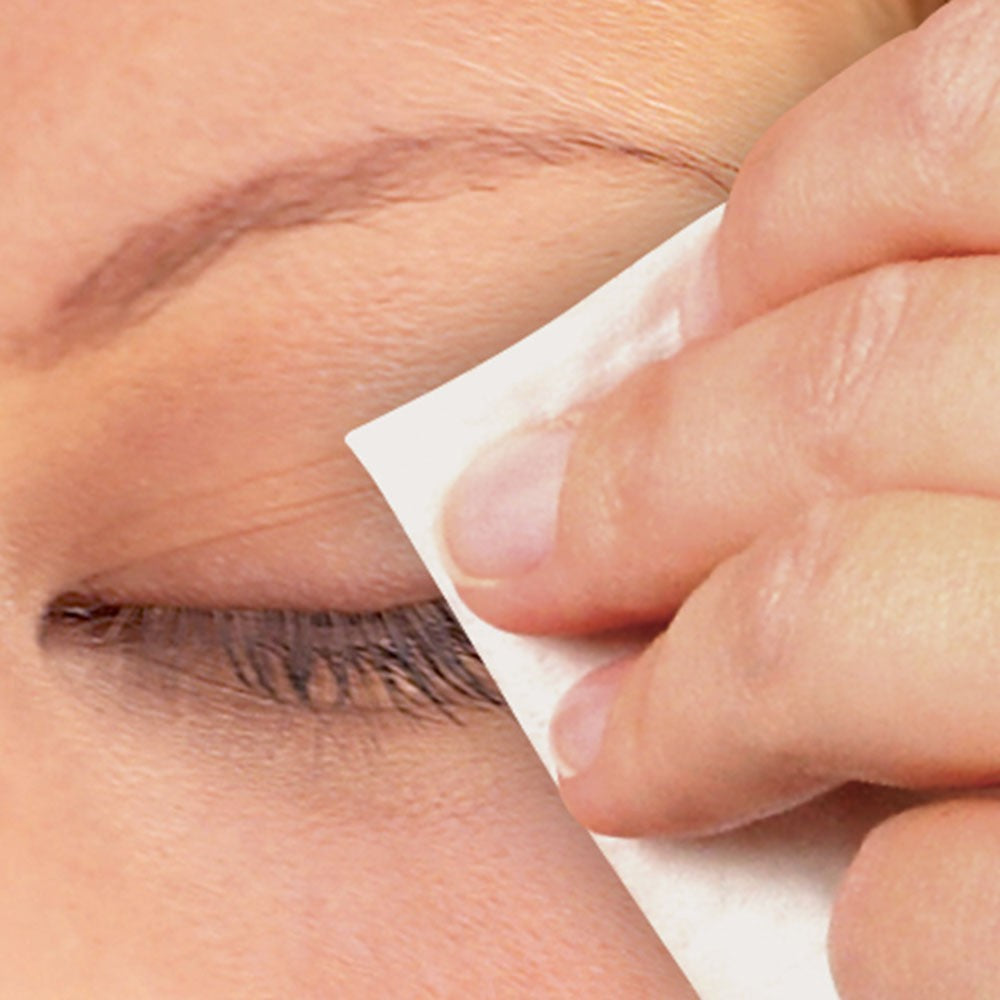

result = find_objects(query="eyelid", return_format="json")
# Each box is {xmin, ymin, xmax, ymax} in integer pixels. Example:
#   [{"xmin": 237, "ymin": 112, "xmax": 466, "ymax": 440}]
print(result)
[{"xmin": 41, "ymin": 595, "xmax": 503, "ymax": 718}]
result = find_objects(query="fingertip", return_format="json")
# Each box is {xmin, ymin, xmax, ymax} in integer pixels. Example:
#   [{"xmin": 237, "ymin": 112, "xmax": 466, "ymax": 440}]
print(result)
[
  {"xmin": 439, "ymin": 425, "xmax": 575, "ymax": 583},
  {"xmin": 549, "ymin": 654, "xmax": 724, "ymax": 840},
  {"xmin": 551, "ymin": 658, "xmax": 632, "ymax": 783}
]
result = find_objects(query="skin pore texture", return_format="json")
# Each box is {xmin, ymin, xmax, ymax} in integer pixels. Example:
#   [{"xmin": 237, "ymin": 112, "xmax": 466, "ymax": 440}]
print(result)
[{"xmin": 0, "ymin": 2, "xmax": 942, "ymax": 997}]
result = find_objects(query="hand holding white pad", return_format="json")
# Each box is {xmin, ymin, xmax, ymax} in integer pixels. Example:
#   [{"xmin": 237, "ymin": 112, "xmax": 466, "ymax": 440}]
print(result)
[{"xmin": 347, "ymin": 206, "xmax": 910, "ymax": 999}]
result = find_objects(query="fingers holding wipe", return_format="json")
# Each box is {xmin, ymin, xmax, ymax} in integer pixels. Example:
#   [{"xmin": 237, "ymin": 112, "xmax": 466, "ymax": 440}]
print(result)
[
  {"xmin": 550, "ymin": 492, "xmax": 1000, "ymax": 838},
  {"xmin": 438, "ymin": 0, "xmax": 1000, "ymax": 853},
  {"xmin": 443, "ymin": 254, "xmax": 1000, "ymax": 634},
  {"xmin": 443, "ymin": 0, "xmax": 1000, "ymax": 636},
  {"xmin": 715, "ymin": 0, "xmax": 1000, "ymax": 329}
]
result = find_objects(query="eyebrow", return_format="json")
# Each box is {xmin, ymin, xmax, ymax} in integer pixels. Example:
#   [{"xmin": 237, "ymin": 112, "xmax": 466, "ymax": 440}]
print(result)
[{"xmin": 14, "ymin": 121, "xmax": 736, "ymax": 368}]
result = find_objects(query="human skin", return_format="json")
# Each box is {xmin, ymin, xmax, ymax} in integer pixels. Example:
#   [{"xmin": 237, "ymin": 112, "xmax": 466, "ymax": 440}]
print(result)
[
  {"xmin": 0, "ymin": 2, "xmax": 939, "ymax": 997},
  {"xmin": 443, "ymin": 1, "xmax": 1000, "ymax": 996}
]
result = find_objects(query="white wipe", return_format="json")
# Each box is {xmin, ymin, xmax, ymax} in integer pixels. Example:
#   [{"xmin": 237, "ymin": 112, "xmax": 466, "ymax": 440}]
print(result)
[{"xmin": 347, "ymin": 206, "xmax": 909, "ymax": 999}]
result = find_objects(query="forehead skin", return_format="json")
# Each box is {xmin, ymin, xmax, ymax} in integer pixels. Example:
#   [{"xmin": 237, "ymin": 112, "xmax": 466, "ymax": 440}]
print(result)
[
  {"xmin": 0, "ymin": 3, "xmax": 934, "ymax": 998},
  {"xmin": 0, "ymin": 0, "xmax": 924, "ymax": 615}
]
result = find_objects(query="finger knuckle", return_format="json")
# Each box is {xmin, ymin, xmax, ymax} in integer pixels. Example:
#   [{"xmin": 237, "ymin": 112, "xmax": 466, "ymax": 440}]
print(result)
[
  {"xmin": 897, "ymin": 0, "xmax": 1000, "ymax": 189},
  {"xmin": 571, "ymin": 362, "xmax": 677, "ymax": 617},
  {"xmin": 779, "ymin": 264, "xmax": 916, "ymax": 492},
  {"xmin": 735, "ymin": 500, "xmax": 847, "ymax": 701}
]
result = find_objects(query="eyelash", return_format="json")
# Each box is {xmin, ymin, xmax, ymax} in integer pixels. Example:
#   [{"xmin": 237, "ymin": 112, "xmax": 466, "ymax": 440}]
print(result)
[{"xmin": 40, "ymin": 594, "xmax": 504, "ymax": 719}]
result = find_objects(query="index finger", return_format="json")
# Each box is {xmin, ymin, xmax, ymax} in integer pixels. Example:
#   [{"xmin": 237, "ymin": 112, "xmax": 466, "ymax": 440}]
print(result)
[
  {"xmin": 440, "ymin": 0, "xmax": 1000, "ymax": 634},
  {"xmin": 443, "ymin": 254, "xmax": 1000, "ymax": 633}
]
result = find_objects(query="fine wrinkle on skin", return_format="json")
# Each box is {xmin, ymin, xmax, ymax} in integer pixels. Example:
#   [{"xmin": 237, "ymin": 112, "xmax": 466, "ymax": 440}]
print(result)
[
  {"xmin": 72, "ymin": 469, "xmax": 373, "ymax": 592},
  {"xmin": 8, "ymin": 123, "xmax": 737, "ymax": 372}
]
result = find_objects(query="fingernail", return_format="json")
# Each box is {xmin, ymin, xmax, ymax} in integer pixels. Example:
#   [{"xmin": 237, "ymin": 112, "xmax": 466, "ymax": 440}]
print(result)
[
  {"xmin": 550, "ymin": 659, "xmax": 631, "ymax": 781},
  {"xmin": 443, "ymin": 425, "xmax": 574, "ymax": 580}
]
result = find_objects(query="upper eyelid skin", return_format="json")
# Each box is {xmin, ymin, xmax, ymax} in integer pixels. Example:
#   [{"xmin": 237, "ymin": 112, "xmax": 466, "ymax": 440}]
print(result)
[
  {"xmin": 0, "ymin": 42, "xmax": 741, "ymax": 640},
  {"xmin": 4, "ymin": 143, "xmax": 737, "ymax": 620}
]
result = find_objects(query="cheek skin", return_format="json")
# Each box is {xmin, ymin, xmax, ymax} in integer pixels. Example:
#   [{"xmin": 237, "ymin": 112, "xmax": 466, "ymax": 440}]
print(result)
[{"xmin": 0, "ymin": 632, "xmax": 692, "ymax": 998}]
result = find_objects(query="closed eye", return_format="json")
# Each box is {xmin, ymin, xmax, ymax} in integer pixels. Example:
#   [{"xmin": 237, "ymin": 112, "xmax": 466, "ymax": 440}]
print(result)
[{"xmin": 40, "ymin": 594, "xmax": 504, "ymax": 720}]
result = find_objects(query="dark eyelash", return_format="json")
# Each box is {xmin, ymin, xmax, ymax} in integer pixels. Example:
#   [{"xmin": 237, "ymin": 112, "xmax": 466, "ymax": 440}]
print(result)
[{"xmin": 40, "ymin": 595, "xmax": 504, "ymax": 719}]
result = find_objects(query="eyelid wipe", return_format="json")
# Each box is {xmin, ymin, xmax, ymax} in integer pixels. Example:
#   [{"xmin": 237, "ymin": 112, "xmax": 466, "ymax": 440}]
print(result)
[{"xmin": 348, "ymin": 205, "xmax": 894, "ymax": 1000}]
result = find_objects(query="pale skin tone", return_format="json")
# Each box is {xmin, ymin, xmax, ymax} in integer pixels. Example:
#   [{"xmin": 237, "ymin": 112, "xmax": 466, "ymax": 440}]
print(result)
[
  {"xmin": 1, "ymin": 2, "xmax": 945, "ymax": 997},
  {"xmin": 446, "ymin": 1, "xmax": 1000, "ymax": 996}
]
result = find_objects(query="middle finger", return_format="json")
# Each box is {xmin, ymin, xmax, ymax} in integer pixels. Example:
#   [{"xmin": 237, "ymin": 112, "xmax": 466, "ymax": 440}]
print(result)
[{"xmin": 554, "ymin": 490, "xmax": 1000, "ymax": 837}]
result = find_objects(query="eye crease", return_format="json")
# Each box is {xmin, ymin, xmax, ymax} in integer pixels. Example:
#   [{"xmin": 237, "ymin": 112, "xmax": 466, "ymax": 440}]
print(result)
[{"xmin": 40, "ymin": 595, "xmax": 504, "ymax": 719}]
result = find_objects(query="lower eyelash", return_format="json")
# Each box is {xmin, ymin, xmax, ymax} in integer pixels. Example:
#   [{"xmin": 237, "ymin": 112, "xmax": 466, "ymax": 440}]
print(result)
[{"xmin": 40, "ymin": 595, "xmax": 504, "ymax": 718}]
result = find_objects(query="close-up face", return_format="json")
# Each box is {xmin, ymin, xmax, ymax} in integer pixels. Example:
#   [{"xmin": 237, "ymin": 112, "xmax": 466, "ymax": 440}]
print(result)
[{"xmin": 0, "ymin": 2, "xmax": 935, "ymax": 996}]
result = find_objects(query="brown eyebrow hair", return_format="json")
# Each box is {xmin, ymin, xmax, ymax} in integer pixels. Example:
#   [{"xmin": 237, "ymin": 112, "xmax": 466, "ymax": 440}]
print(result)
[{"xmin": 12, "ymin": 122, "xmax": 736, "ymax": 369}]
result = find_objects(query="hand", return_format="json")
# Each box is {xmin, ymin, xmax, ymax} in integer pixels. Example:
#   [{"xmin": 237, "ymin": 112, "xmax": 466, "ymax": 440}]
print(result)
[{"xmin": 442, "ymin": 1, "xmax": 1000, "ymax": 995}]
